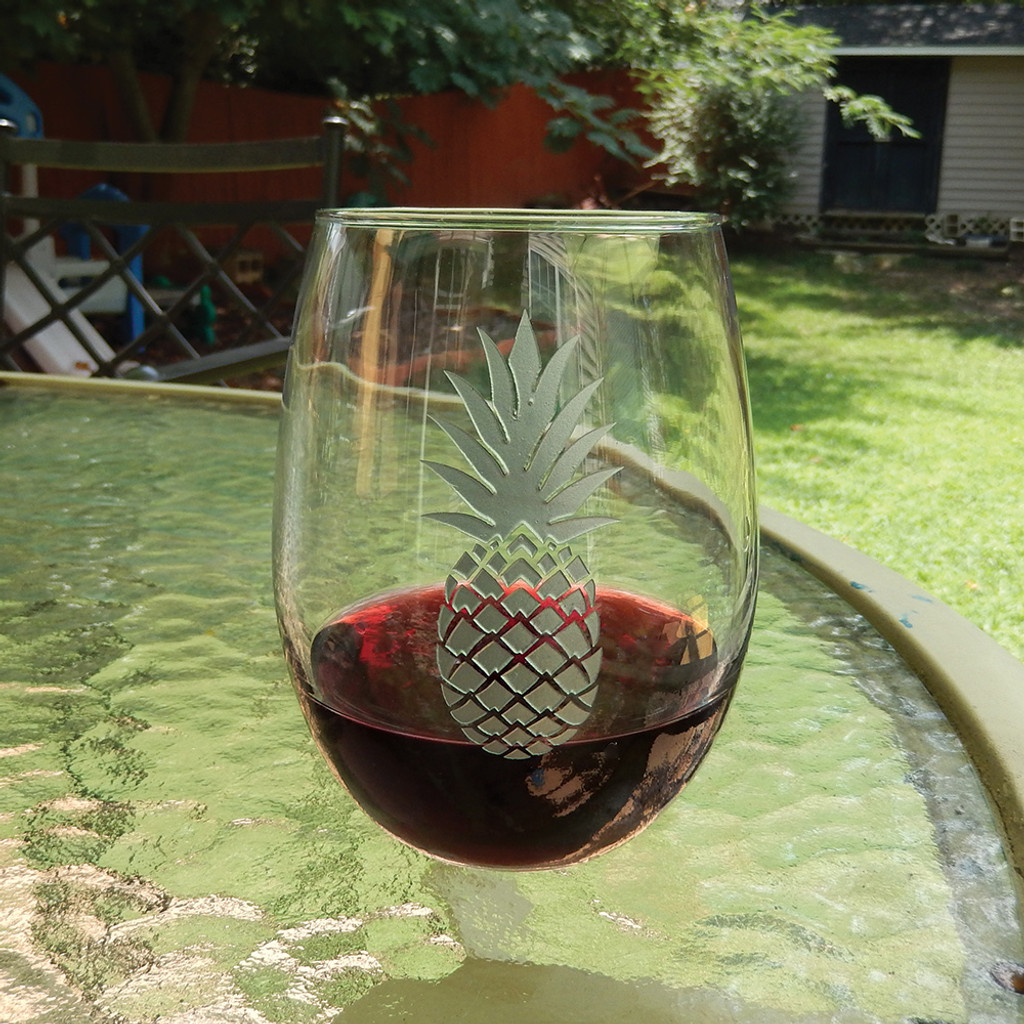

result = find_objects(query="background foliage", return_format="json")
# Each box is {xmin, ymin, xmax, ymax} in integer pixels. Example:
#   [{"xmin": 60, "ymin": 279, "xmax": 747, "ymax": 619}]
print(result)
[
  {"xmin": 0, "ymin": 0, "xmax": 649, "ymax": 158},
  {"xmin": 1, "ymin": 0, "xmax": 910, "ymax": 223},
  {"xmin": 612, "ymin": 2, "xmax": 916, "ymax": 226}
]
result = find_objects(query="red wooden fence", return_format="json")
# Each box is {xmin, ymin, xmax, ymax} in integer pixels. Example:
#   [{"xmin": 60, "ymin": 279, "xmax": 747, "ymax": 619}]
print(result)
[{"xmin": 7, "ymin": 63, "xmax": 643, "ymax": 210}]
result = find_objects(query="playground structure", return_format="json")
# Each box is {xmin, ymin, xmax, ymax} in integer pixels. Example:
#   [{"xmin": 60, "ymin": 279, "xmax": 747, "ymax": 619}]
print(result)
[
  {"xmin": 1, "ymin": 75, "xmax": 345, "ymax": 382},
  {"xmin": 0, "ymin": 75, "xmax": 112, "ymax": 374}
]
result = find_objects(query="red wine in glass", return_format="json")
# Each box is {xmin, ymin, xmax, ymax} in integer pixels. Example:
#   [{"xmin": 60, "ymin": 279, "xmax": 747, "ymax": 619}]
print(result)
[{"xmin": 300, "ymin": 585, "xmax": 741, "ymax": 869}]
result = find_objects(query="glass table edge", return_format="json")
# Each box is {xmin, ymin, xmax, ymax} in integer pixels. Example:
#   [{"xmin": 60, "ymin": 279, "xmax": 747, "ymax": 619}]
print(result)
[
  {"xmin": 760, "ymin": 504, "xmax": 1024, "ymax": 910},
  {"xmin": 4, "ymin": 370, "xmax": 1021, "ymax": 905},
  {"xmin": 0, "ymin": 368, "xmax": 283, "ymax": 408}
]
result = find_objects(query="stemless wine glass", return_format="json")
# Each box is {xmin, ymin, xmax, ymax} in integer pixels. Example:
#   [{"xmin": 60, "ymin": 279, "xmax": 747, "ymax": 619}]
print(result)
[{"xmin": 273, "ymin": 209, "xmax": 757, "ymax": 870}]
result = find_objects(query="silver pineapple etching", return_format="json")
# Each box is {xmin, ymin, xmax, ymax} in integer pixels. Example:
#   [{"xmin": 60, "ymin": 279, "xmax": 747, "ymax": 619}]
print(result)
[{"xmin": 424, "ymin": 312, "xmax": 620, "ymax": 759}]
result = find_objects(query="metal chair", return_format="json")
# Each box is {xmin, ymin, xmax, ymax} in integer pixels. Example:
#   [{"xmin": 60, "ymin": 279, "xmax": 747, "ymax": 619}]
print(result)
[{"xmin": 0, "ymin": 117, "xmax": 345, "ymax": 381}]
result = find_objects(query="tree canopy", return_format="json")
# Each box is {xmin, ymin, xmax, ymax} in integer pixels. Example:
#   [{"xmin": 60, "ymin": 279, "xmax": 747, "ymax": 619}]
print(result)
[
  {"xmin": 1, "ymin": 0, "xmax": 915, "ymax": 221},
  {"xmin": 0, "ymin": 0, "xmax": 643, "ymax": 149}
]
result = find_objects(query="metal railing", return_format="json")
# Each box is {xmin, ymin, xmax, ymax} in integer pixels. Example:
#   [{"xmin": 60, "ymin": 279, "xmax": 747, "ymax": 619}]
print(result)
[{"xmin": 0, "ymin": 117, "xmax": 345, "ymax": 382}]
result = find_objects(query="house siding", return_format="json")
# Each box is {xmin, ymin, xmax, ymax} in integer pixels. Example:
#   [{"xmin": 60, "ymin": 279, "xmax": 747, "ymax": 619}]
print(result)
[
  {"xmin": 782, "ymin": 90, "xmax": 828, "ymax": 217},
  {"xmin": 937, "ymin": 55, "xmax": 1024, "ymax": 216},
  {"xmin": 779, "ymin": 55, "xmax": 1024, "ymax": 225}
]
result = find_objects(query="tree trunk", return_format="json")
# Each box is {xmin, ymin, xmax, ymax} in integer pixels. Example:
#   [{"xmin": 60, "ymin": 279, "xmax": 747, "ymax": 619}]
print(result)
[
  {"xmin": 108, "ymin": 48, "xmax": 159, "ymax": 143},
  {"xmin": 159, "ymin": 10, "xmax": 227, "ymax": 142}
]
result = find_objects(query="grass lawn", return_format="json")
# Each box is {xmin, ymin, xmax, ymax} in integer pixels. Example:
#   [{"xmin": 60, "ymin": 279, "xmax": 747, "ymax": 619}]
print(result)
[{"xmin": 730, "ymin": 245, "xmax": 1024, "ymax": 662}]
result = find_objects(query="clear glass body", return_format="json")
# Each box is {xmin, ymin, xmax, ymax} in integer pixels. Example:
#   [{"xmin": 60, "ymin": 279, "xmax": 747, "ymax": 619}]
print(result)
[{"xmin": 273, "ymin": 209, "xmax": 758, "ymax": 869}]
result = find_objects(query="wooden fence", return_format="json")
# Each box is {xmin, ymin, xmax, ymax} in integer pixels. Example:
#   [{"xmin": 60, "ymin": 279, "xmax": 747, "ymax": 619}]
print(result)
[
  {"xmin": 2, "ymin": 62, "xmax": 649, "ymax": 378},
  {"xmin": 6, "ymin": 63, "xmax": 642, "ymax": 213}
]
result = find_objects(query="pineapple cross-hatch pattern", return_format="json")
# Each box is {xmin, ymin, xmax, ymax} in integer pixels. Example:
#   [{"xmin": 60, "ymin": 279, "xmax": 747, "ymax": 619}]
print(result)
[{"xmin": 424, "ymin": 312, "xmax": 620, "ymax": 759}]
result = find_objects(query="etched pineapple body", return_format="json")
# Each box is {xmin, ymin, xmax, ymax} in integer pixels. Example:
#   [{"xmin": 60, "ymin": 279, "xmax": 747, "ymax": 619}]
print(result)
[
  {"xmin": 425, "ymin": 313, "xmax": 618, "ymax": 758},
  {"xmin": 437, "ymin": 526, "xmax": 602, "ymax": 758}
]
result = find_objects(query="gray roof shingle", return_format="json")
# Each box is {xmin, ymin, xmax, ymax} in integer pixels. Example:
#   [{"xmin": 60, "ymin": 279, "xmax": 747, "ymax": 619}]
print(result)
[{"xmin": 787, "ymin": 4, "xmax": 1024, "ymax": 49}]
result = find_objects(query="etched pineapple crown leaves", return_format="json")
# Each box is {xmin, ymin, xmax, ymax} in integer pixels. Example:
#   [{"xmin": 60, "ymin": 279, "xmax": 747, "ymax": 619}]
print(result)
[{"xmin": 424, "ymin": 313, "xmax": 619, "ymax": 544}]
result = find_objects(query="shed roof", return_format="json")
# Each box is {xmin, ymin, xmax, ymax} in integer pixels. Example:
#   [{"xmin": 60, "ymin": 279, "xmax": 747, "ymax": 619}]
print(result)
[{"xmin": 788, "ymin": 4, "xmax": 1024, "ymax": 54}]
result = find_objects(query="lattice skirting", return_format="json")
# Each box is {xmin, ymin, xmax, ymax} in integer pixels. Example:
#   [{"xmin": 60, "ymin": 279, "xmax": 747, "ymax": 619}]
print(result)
[
  {"xmin": 773, "ymin": 211, "xmax": 1024, "ymax": 243},
  {"xmin": 925, "ymin": 213, "xmax": 1024, "ymax": 243}
]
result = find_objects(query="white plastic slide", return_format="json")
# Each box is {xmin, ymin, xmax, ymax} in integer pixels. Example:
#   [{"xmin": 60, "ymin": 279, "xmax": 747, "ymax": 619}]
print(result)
[{"xmin": 3, "ymin": 262, "xmax": 116, "ymax": 376}]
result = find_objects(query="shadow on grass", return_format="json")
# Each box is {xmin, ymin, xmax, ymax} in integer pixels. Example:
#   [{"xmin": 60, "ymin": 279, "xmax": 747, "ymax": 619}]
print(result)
[
  {"xmin": 743, "ymin": 348, "xmax": 880, "ymax": 443},
  {"xmin": 730, "ymin": 245, "xmax": 1024, "ymax": 350},
  {"xmin": 729, "ymin": 244, "xmax": 1024, "ymax": 445}
]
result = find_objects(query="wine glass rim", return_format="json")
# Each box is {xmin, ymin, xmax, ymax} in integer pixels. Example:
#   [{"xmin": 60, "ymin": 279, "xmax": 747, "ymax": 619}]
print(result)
[{"xmin": 316, "ymin": 206, "xmax": 722, "ymax": 233}]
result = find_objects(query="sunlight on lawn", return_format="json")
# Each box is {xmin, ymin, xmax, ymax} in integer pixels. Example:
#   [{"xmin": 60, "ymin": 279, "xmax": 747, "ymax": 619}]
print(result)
[{"xmin": 732, "ymin": 249, "xmax": 1024, "ymax": 661}]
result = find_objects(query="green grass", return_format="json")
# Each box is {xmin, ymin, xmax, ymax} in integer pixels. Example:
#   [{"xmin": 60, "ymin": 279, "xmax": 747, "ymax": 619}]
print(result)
[{"xmin": 731, "ymin": 247, "xmax": 1024, "ymax": 661}]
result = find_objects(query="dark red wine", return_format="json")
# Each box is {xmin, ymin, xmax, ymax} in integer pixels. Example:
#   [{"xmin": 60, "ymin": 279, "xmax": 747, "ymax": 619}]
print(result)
[{"xmin": 298, "ymin": 586, "xmax": 742, "ymax": 869}]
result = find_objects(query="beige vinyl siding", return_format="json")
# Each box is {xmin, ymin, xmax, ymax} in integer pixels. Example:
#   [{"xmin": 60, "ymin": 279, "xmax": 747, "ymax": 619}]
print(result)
[
  {"xmin": 780, "ymin": 90, "xmax": 828, "ymax": 216},
  {"xmin": 938, "ymin": 55, "xmax": 1024, "ymax": 216}
]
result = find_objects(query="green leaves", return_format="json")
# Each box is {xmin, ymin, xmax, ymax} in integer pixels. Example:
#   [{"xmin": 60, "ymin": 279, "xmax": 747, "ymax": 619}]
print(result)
[
  {"xmin": 539, "ymin": 83, "xmax": 653, "ymax": 163},
  {"xmin": 6, "ymin": 0, "xmax": 915, "ymax": 184},
  {"xmin": 633, "ymin": 5, "xmax": 833, "ymax": 224},
  {"xmin": 826, "ymin": 85, "xmax": 922, "ymax": 141}
]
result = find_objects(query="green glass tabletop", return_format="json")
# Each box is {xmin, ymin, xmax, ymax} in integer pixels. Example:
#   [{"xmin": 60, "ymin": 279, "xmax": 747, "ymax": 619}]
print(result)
[{"xmin": 1, "ymin": 379, "xmax": 1021, "ymax": 1024}]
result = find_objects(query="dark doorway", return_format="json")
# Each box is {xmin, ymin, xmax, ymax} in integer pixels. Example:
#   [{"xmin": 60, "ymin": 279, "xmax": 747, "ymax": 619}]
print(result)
[{"xmin": 822, "ymin": 57, "xmax": 950, "ymax": 212}]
